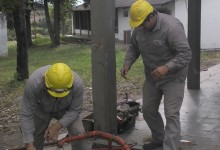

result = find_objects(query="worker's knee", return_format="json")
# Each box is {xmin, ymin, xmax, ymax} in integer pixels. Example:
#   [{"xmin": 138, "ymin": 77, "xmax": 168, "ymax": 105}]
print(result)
[
  {"xmin": 68, "ymin": 117, "xmax": 85, "ymax": 135},
  {"xmin": 142, "ymin": 107, "xmax": 158, "ymax": 119},
  {"xmin": 164, "ymin": 109, "xmax": 180, "ymax": 120}
]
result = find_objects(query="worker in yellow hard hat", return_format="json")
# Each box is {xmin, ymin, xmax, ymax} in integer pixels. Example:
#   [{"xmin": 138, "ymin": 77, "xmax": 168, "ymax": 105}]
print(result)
[
  {"xmin": 20, "ymin": 63, "xmax": 91, "ymax": 150},
  {"xmin": 121, "ymin": 0, "xmax": 192, "ymax": 149},
  {"xmin": 129, "ymin": 0, "xmax": 154, "ymax": 28}
]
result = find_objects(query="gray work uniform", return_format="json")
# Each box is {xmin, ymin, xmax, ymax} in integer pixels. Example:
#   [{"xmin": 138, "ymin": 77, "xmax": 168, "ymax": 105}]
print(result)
[
  {"xmin": 124, "ymin": 13, "xmax": 192, "ymax": 150},
  {"xmin": 20, "ymin": 65, "xmax": 90, "ymax": 150}
]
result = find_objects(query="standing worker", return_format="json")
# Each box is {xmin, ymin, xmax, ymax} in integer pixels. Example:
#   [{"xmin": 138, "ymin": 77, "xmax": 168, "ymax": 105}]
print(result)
[
  {"xmin": 121, "ymin": 0, "xmax": 192, "ymax": 149},
  {"xmin": 20, "ymin": 63, "xmax": 90, "ymax": 150}
]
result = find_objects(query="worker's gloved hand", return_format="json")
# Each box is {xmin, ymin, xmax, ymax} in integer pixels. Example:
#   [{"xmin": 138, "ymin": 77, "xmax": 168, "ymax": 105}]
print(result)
[
  {"xmin": 121, "ymin": 65, "xmax": 130, "ymax": 79},
  {"xmin": 44, "ymin": 121, "xmax": 63, "ymax": 141},
  {"xmin": 26, "ymin": 143, "xmax": 36, "ymax": 150},
  {"xmin": 151, "ymin": 65, "xmax": 169, "ymax": 80}
]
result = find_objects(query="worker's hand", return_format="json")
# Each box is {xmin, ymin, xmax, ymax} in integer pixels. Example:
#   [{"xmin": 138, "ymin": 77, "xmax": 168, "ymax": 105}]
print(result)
[
  {"xmin": 121, "ymin": 65, "xmax": 130, "ymax": 79},
  {"xmin": 44, "ymin": 121, "xmax": 63, "ymax": 142},
  {"xmin": 151, "ymin": 65, "xmax": 169, "ymax": 80},
  {"xmin": 26, "ymin": 143, "xmax": 36, "ymax": 150}
]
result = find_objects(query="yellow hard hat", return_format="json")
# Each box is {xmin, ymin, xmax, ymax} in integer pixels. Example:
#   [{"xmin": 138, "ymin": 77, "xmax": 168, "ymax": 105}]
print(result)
[
  {"xmin": 129, "ymin": 0, "xmax": 154, "ymax": 28},
  {"xmin": 45, "ymin": 63, "xmax": 74, "ymax": 98}
]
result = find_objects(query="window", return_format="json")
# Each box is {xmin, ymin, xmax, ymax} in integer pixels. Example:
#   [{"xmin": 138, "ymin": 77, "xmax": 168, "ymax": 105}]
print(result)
[
  {"xmin": 74, "ymin": 11, "xmax": 91, "ymax": 30},
  {"xmin": 123, "ymin": 7, "xmax": 129, "ymax": 17}
]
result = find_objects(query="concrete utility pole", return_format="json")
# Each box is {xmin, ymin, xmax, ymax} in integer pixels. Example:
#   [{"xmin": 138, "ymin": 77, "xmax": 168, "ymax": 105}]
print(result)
[
  {"xmin": 187, "ymin": 0, "xmax": 201, "ymax": 89},
  {"xmin": 90, "ymin": 0, "xmax": 117, "ymax": 133},
  {"xmin": 0, "ymin": 12, "xmax": 8, "ymax": 57}
]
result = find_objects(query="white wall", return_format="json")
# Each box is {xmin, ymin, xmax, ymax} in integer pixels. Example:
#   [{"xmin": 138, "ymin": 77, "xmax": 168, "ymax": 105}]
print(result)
[
  {"xmin": 174, "ymin": 0, "xmax": 220, "ymax": 50},
  {"xmin": 174, "ymin": 0, "xmax": 188, "ymax": 35},
  {"xmin": 117, "ymin": 8, "xmax": 131, "ymax": 41},
  {"xmin": 74, "ymin": 29, "xmax": 91, "ymax": 36},
  {"xmin": 0, "ymin": 12, "xmax": 8, "ymax": 57},
  {"xmin": 200, "ymin": 0, "xmax": 220, "ymax": 49}
]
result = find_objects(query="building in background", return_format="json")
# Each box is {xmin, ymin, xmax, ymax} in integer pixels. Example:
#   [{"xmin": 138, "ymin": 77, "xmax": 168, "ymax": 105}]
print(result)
[
  {"xmin": 72, "ymin": 0, "xmax": 220, "ymax": 50},
  {"xmin": 72, "ymin": 0, "xmax": 172, "ymax": 44},
  {"xmin": 0, "ymin": 12, "xmax": 8, "ymax": 57},
  {"xmin": 175, "ymin": 0, "xmax": 220, "ymax": 50}
]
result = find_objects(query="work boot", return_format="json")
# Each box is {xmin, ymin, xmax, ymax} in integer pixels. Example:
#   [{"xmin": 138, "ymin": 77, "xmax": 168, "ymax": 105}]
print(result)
[{"xmin": 143, "ymin": 141, "xmax": 163, "ymax": 149}]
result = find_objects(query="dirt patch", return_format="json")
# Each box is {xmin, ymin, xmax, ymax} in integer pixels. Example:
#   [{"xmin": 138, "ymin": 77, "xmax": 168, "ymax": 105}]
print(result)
[{"xmin": 200, "ymin": 58, "xmax": 220, "ymax": 71}]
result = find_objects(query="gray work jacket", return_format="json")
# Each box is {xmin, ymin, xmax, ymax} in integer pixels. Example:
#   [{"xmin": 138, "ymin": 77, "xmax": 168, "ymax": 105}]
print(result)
[
  {"xmin": 20, "ymin": 65, "xmax": 84, "ymax": 143},
  {"xmin": 124, "ymin": 13, "xmax": 192, "ymax": 86}
]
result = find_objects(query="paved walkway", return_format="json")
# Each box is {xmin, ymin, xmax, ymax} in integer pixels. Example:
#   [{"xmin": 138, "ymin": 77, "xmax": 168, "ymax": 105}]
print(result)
[
  {"xmin": 120, "ymin": 63, "xmax": 220, "ymax": 150},
  {"xmin": 1, "ymin": 63, "xmax": 220, "ymax": 150}
]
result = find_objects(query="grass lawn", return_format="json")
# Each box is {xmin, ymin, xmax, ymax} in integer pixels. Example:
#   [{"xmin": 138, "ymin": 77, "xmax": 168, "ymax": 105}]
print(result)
[
  {"xmin": 0, "ymin": 37, "xmax": 144, "ymax": 109},
  {"xmin": 1, "ymin": 36, "xmax": 220, "ymax": 109}
]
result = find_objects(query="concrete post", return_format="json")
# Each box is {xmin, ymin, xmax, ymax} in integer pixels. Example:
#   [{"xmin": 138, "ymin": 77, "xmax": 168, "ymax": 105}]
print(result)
[
  {"xmin": 90, "ymin": 0, "xmax": 117, "ymax": 133},
  {"xmin": 187, "ymin": 0, "xmax": 201, "ymax": 89},
  {"xmin": 0, "ymin": 12, "xmax": 8, "ymax": 57}
]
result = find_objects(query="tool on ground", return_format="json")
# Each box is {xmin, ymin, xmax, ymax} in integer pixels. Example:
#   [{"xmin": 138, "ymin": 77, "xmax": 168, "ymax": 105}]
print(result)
[{"xmin": 117, "ymin": 93, "xmax": 141, "ymax": 133}]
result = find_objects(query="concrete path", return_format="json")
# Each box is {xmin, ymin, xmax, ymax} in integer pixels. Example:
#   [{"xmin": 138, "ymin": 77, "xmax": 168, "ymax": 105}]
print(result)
[
  {"xmin": 1, "ymin": 63, "xmax": 220, "ymax": 150},
  {"xmin": 120, "ymin": 63, "xmax": 220, "ymax": 150}
]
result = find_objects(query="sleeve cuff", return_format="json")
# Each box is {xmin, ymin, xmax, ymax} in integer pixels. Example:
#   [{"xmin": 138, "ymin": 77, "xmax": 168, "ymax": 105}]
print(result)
[
  {"xmin": 124, "ymin": 61, "xmax": 132, "ymax": 69},
  {"xmin": 59, "ymin": 119, "xmax": 68, "ymax": 128},
  {"xmin": 166, "ymin": 62, "xmax": 176, "ymax": 72},
  {"xmin": 23, "ymin": 134, "xmax": 34, "ymax": 144}
]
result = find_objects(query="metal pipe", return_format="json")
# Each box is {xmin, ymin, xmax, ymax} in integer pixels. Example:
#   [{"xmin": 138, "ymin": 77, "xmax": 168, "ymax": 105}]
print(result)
[
  {"xmin": 58, "ymin": 131, "xmax": 131, "ymax": 150},
  {"xmin": 7, "ymin": 131, "xmax": 131, "ymax": 150}
]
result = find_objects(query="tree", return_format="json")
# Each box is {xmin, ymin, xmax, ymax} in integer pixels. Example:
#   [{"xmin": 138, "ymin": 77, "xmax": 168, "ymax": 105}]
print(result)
[
  {"xmin": 13, "ymin": 0, "xmax": 29, "ymax": 80},
  {"xmin": 1, "ymin": 0, "xmax": 33, "ymax": 47},
  {"xmin": 44, "ymin": 0, "xmax": 55, "ymax": 46},
  {"xmin": 43, "ymin": 0, "xmax": 77, "ymax": 47},
  {"xmin": 0, "ymin": 0, "xmax": 29, "ymax": 80},
  {"xmin": 43, "ymin": 0, "xmax": 61, "ymax": 47},
  {"xmin": 60, "ymin": 0, "xmax": 77, "ymax": 35},
  {"xmin": 53, "ymin": 0, "xmax": 60, "ymax": 46},
  {"xmin": 25, "ymin": 0, "xmax": 33, "ymax": 47}
]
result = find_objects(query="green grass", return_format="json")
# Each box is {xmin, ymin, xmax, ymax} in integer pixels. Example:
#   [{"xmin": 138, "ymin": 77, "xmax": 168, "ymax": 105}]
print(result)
[
  {"xmin": 115, "ymin": 48, "xmax": 144, "ymax": 82},
  {"xmin": 1, "ymin": 36, "xmax": 220, "ymax": 109},
  {"xmin": 0, "ymin": 37, "xmax": 145, "ymax": 108},
  {"xmin": 201, "ymin": 50, "xmax": 220, "ymax": 61},
  {"xmin": 28, "ymin": 38, "xmax": 94, "ymax": 85},
  {"xmin": 0, "ymin": 37, "xmax": 145, "ymax": 85}
]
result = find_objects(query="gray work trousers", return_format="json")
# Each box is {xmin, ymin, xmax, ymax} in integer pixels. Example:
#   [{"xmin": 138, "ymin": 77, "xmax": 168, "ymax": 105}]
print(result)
[
  {"xmin": 142, "ymin": 79, "xmax": 185, "ymax": 150},
  {"xmin": 33, "ymin": 115, "xmax": 91, "ymax": 150}
]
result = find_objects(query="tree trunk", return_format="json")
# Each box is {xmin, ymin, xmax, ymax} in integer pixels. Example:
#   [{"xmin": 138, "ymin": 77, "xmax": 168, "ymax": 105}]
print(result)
[
  {"xmin": 61, "ymin": 20, "xmax": 65, "ymax": 36},
  {"xmin": 13, "ymin": 0, "xmax": 29, "ymax": 81},
  {"xmin": 25, "ymin": 10, "xmax": 32, "ymax": 47},
  {"xmin": 72, "ymin": 11, "xmax": 76, "ymax": 35},
  {"xmin": 44, "ymin": 0, "xmax": 55, "ymax": 47},
  {"xmin": 54, "ymin": 0, "xmax": 60, "ymax": 46},
  {"xmin": 25, "ymin": 0, "xmax": 33, "ymax": 47},
  {"xmin": 60, "ymin": 0, "xmax": 66, "ymax": 36}
]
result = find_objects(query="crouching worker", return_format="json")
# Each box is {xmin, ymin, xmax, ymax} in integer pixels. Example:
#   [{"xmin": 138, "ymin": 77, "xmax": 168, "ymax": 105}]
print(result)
[{"xmin": 20, "ymin": 63, "xmax": 91, "ymax": 150}]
